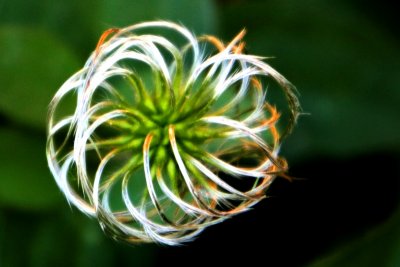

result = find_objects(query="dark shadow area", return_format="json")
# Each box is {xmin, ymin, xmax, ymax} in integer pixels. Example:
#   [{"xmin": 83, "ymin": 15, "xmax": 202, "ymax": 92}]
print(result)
[{"xmin": 154, "ymin": 151, "xmax": 400, "ymax": 266}]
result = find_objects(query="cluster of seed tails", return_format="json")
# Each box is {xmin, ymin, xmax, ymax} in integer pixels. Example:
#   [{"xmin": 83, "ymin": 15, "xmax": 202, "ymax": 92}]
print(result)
[{"xmin": 46, "ymin": 21, "xmax": 300, "ymax": 245}]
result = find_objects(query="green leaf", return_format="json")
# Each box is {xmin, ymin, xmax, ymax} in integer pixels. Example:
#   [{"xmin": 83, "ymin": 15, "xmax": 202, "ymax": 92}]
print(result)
[
  {"xmin": 0, "ymin": 26, "xmax": 80, "ymax": 130},
  {"xmin": 0, "ymin": 128, "xmax": 62, "ymax": 210},
  {"xmin": 99, "ymin": 0, "xmax": 218, "ymax": 34},
  {"xmin": 307, "ymin": 208, "xmax": 400, "ymax": 267},
  {"xmin": 219, "ymin": 0, "xmax": 400, "ymax": 158}
]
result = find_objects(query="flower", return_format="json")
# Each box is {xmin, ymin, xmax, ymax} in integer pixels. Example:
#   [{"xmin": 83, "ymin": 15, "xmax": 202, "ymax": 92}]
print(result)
[{"xmin": 46, "ymin": 21, "xmax": 300, "ymax": 245}]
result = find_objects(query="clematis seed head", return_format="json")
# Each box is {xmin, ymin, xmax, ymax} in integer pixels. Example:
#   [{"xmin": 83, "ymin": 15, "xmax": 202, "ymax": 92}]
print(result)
[{"xmin": 46, "ymin": 21, "xmax": 301, "ymax": 245}]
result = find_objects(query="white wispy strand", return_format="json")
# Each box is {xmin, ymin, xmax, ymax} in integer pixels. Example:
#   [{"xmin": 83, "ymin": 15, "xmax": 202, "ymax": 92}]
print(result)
[{"xmin": 168, "ymin": 126, "xmax": 211, "ymax": 214}]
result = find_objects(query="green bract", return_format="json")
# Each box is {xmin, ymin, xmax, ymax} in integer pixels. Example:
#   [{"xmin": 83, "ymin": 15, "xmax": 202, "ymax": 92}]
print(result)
[{"xmin": 46, "ymin": 21, "xmax": 300, "ymax": 245}]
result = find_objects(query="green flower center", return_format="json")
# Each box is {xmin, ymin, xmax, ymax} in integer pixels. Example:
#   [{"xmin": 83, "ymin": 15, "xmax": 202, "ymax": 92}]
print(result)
[{"xmin": 106, "ymin": 74, "xmax": 220, "ymax": 168}]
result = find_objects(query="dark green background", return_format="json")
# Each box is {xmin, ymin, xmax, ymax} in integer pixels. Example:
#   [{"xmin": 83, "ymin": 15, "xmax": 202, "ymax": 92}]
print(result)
[{"xmin": 0, "ymin": 0, "xmax": 399, "ymax": 266}]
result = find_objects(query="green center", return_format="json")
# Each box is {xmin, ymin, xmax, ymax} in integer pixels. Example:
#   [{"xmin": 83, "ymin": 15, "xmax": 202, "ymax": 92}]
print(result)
[{"xmin": 117, "ymin": 85, "xmax": 217, "ymax": 162}]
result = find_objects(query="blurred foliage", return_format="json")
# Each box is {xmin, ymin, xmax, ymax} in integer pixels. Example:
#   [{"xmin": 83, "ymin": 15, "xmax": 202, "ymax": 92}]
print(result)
[
  {"xmin": 308, "ymin": 209, "xmax": 400, "ymax": 267},
  {"xmin": 216, "ymin": 1, "xmax": 399, "ymax": 265},
  {"xmin": 0, "ymin": 26, "xmax": 80, "ymax": 129},
  {"xmin": 218, "ymin": 0, "xmax": 400, "ymax": 159},
  {"xmin": 100, "ymin": 0, "xmax": 218, "ymax": 35},
  {"xmin": 0, "ymin": 0, "xmax": 398, "ymax": 266},
  {"xmin": 0, "ymin": 208, "xmax": 156, "ymax": 267},
  {"xmin": 0, "ymin": 128, "xmax": 61, "ymax": 210}
]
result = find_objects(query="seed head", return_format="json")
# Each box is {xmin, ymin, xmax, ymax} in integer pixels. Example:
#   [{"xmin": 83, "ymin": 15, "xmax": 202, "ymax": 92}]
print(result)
[{"xmin": 46, "ymin": 21, "xmax": 300, "ymax": 245}]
